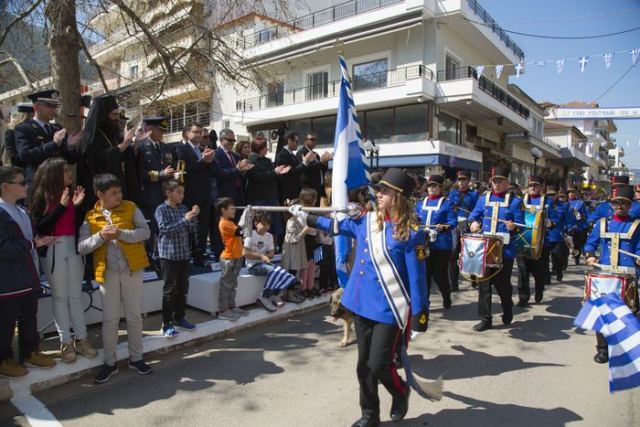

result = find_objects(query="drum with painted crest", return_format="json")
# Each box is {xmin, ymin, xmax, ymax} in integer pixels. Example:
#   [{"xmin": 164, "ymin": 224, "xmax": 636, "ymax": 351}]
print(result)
[
  {"xmin": 584, "ymin": 271, "xmax": 638, "ymax": 311},
  {"xmin": 514, "ymin": 209, "xmax": 546, "ymax": 260},
  {"xmin": 459, "ymin": 233, "xmax": 504, "ymax": 279}
]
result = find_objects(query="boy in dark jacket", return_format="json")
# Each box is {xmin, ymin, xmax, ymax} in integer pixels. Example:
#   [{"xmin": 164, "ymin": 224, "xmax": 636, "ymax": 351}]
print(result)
[{"xmin": 0, "ymin": 166, "xmax": 57, "ymax": 377}]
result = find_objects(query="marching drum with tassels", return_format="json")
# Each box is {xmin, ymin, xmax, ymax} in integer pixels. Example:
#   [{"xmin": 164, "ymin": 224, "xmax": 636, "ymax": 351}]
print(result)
[
  {"xmin": 459, "ymin": 233, "xmax": 503, "ymax": 280},
  {"xmin": 584, "ymin": 271, "xmax": 638, "ymax": 311}
]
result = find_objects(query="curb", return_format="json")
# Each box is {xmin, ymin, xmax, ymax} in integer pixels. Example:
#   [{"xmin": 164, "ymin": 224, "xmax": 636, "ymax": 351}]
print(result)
[{"xmin": 5, "ymin": 296, "xmax": 329, "ymax": 401}]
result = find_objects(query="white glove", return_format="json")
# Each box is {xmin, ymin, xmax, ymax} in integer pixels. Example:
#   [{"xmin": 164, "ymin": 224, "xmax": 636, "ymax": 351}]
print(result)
[
  {"xmin": 288, "ymin": 204, "xmax": 308, "ymax": 223},
  {"xmin": 428, "ymin": 229, "xmax": 438, "ymax": 242}
]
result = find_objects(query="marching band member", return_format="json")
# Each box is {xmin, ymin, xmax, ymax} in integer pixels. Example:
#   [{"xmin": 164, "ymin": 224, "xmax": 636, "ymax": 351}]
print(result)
[
  {"xmin": 588, "ymin": 175, "xmax": 640, "ymax": 225},
  {"xmin": 416, "ymin": 174, "xmax": 457, "ymax": 308},
  {"xmin": 545, "ymin": 185, "xmax": 576, "ymax": 283},
  {"xmin": 448, "ymin": 170, "xmax": 479, "ymax": 291},
  {"xmin": 516, "ymin": 175, "xmax": 552, "ymax": 307},
  {"xmin": 290, "ymin": 168, "xmax": 430, "ymax": 427},
  {"xmin": 634, "ymin": 184, "xmax": 640, "ymax": 202},
  {"xmin": 468, "ymin": 166, "xmax": 524, "ymax": 332},
  {"xmin": 584, "ymin": 184, "xmax": 640, "ymax": 363},
  {"xmin": 567, "ymin": 187, "xmax": 588, "ymax": 265}
]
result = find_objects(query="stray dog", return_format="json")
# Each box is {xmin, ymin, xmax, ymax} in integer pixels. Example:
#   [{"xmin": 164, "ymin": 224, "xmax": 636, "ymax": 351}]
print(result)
[{"xmin": 330, "ymin": 288, "xmax": 355, "ymax": 347}]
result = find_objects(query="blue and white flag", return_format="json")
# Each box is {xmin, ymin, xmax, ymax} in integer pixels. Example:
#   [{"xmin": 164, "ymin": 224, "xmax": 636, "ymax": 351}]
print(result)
[
  {"xmin": 264, "ymin": 265, "xmax": 297, "ymax": 291},
  {"xmin": 332, "ymin": 55, "xmax": 373, "ymax": 287},
  {"xmin": 574, "ymin": 293, "xmax": 640, "ymax": 393}
]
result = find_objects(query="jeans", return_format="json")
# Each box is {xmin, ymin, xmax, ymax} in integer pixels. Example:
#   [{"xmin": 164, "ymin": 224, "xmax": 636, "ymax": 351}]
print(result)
[{"xmin": 41, "ymin": 235, "xmax": 87, "ymax": 343}]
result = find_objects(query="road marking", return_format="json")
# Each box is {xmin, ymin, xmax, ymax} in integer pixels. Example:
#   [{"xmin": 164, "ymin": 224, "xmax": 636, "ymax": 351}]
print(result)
[{"xmin": 11, "ymin": 394, "xmax": 62, "ymax": 427}]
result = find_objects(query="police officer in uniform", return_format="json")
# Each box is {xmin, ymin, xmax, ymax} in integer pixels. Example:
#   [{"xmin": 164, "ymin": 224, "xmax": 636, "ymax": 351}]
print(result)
[
  {"xmin": 448, "ymin": 170, "xmax": 479, "ymax": 290},
  {"xmin": 516, "ymin": 175, "xmax": 553, "ymax": 306},
  {"xmin": 138, "ymin": 116, "xmax": 176, "ymax": 270},
  {"xmin": 568, "ymin": 186, "xmax": 589, "ymax": 265},
  {"xmin": 416, "ymin": 174, "xmax": 457, "ymax": 308},
  {"xmin": 14, "ymin": 89, "xmax": 79, "ymax": 186},
  {"xmin": 290, "ymin": 168, "xmax": 430, "ymax": 427},
  {"xmin": 468, "ymin": 166, "xmax": 524, "ymax": 332},
  {"xmin": 584, "ymin": 184, "xmax": 640, "ymax": 363}
]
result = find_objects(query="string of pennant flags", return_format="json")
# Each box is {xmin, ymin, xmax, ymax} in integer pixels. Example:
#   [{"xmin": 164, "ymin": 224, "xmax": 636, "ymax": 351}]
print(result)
[{"xmin": 474, "ymin": 48, "xmax": 640, "ymax": 79}]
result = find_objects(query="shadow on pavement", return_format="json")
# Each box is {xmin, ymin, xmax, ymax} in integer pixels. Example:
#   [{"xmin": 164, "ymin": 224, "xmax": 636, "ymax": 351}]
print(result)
[
  {"xmin": 409, "ymin": 344, "xmax": 562, "ymax": 381},
  {"xmin": 508, "ymin": 315, "xmax": 575, "ymax": 343},
  {"xmin": 545, "ymin": 296, "xmax": 583, "ymax": 318},
  {"xmin": 383, "ymin": 391, "xmax": 582, "ymax": 426}
]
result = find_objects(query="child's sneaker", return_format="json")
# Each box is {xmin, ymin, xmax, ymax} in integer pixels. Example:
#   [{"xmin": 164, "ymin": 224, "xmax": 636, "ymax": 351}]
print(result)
[
  {"xmin": 218, "ymin": 310, "xmax": 241, "ymax": 321},
  {"xmin": 257, "ymin": 295, "xmax": 277, "ymax": 312},
  {"xmin": 271, "ymin": 294, "xmax": 285, "ymax": 307},
  {"xmin": 60, "ymin": 341, "xmax": 77, "ymax": 364},
  {"xmin": 128, "ymin": 359, "xmax": 152, "ymax": 375},
  {"xmin": 94, "ymin": 364, "xmax": 118, "ymax": 384},
  {"xmin": 231, "ymin": 306, "xmax": 249, "ymax": 317},
  {"xmin": 161, "ymin": 324, "xmax": 179, "ymax": 337},
  {"xmin": 75, "ymin": 339, "xmax": 98, "ymax": 359},
  {"xmin": 175, "ymin": 319, "xmax": 196, "ymax": 331},
  {"xmin": 24, "ymin": 351, "xmax": 56, "ymax": 368}
]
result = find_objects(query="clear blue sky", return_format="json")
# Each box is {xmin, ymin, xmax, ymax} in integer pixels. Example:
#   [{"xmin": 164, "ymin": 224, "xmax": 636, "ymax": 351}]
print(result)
[{"xmin": 478, "ymin": 0, "xmax": 640, "ymax": 167}]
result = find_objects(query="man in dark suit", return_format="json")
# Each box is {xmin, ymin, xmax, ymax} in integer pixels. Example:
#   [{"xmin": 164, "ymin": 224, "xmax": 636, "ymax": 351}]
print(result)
[
  {"xmin": 176, "ymin": 122, "xmax": 216, "ymax": 265},
  {"xmin": 296, "ymin": 132, "xmax": 332, "ymax": 201},
  {"xmin": 214, "ymin": 129, "xmax": 253, "ymax": 206},
  {"xmin": 14, "ymin": 89, "xmax": 80, "ymax": 185},
  {"xmin": 274, "ymin": 132, "xmax": 315, "ymax": 204},
  {"xmin": 2, "ymin": 103, "xmax": 33, "ymax": 167},
  {"xmin": 138, "ymin": 116, "xmax": 175, "ymax": 270}
]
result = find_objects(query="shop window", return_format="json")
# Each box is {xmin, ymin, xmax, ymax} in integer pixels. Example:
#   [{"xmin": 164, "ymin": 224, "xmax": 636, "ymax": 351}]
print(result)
[
  {"xmin": 395, "ymin": 104, "xmax": 428, "ymax": 143},
  {"xmin": 365, "ymin": 108, "xmax": 393, "ymax": 144},
  {"xmin": 438, "ymin": 113, "xmax": 462, "ymax": 145}
]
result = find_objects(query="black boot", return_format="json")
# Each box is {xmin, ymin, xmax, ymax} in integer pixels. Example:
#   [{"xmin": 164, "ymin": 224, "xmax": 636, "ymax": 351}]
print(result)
[
  {"xmin": 502, "ymin": 306, "xmax": 513, "ymax": 325},
  {"xmin": 594, "ymin": 351, "xmax": 609, "ymax": 364},
  {"xmin": 534, "ymin": 291, "xmax": 543, "ymax": 303},
  {"xmin": 390, "ymin": 388, "xmax": 411, "ymax": 421},
  {"xmin": 516, "ymin": 299, "xmax": 529, "ymax": 308},
  {"xmin": 473, "ymin": 320, "xmax": 492, "ymax": 332},
  {"xmin": 351, "ymin": 417, "xmax": 380, "ymax": 427},
  {"xmin": 443, "ymin": 294, "xmax": 452, "ymax": 309}
]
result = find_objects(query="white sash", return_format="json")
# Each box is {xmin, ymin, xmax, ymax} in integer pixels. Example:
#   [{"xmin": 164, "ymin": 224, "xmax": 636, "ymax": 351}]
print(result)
[{"xmin": 366, "ymin": 212, "xmax": 411, "ymax": 330}]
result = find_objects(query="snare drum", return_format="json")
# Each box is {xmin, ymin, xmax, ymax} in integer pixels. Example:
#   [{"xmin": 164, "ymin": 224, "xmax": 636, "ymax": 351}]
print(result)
[
  {"xmin": 459, "ymin": 233, "xmax": 504, "ymax": 279},
  {"xmin": 584, "ymin": 271, "xmax": 638, "ymax": 311},
  {"xmin": 514, "ymin": 210, "xmax": 546, "ymax": 260}
]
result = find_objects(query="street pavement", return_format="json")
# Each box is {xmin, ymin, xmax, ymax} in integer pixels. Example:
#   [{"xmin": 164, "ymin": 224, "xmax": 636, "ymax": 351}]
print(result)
[{"xmin": 1, "ymin": 263, "xmax": 638, "ymax": 426}]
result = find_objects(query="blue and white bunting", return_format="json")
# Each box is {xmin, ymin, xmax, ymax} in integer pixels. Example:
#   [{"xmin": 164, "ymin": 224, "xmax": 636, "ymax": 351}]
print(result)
[
  {"xmin": 574, "ymin": 293, "xmax": 640, "ymax": 393},
  {"xmin": 632, "ymin": 48, "xmax": 640, "ymax": 65},
  {"xmin": 557, "ymin": 59, "xmax": 565, "ymax": 74},
  {"xmin": 603, "ymin": 52, "xmax": 614, "ymax": 69},
  {"xmin": 475, "ymin": 65, "xmax": 485, "ymax": 78},
  {"xmin": 579, "ymin": 56, "xmax": 588, "ymax": 72},
  {"xmin": 495, "ymin": 64, "xmax": 504, "ymax": 79},
  {"xmin": 515, "ymin": 62, "xmax": 524, "ymax": 79}
]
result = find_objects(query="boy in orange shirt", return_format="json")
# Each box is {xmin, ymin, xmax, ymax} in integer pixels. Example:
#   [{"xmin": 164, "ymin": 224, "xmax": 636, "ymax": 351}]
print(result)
[{"xmin": 217, "ymin": 197, "xmax": 247, "ymax": 321}]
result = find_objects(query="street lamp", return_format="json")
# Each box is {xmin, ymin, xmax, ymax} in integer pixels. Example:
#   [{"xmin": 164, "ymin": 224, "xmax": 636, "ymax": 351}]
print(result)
[{"xmin": 530, "ymin": 146, "xmax": 543, "ymax": 175}]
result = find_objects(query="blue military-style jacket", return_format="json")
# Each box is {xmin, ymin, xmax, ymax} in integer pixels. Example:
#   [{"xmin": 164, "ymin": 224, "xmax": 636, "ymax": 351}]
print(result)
[
  {"xmin": 583, "ymin": 216, "xmax": 640, "ymax": 269},
  {"xmin": 449, "ymin": 188, "xmax": 479, "ymax": 219},
  {"xmin": 415, "ymin": 196, "xmax": 458, "ymax": 250},
  {"xmin": 588, "ymin": 200, "xmax": 640, "ymax": 226},
  {"xmin": 468, "ymin": 191, "xmax": 525, "ymax": 260},
  {"xmin": 547, "ymin": 201, "xmax": 576, "ymax": 244},
  {"xmin": 569, "ymin": 198, "xmax": 589, "ymax": 231},
  {"xmin": 313, "ymin": 214, "xmax": 429, "ymax": 327}
]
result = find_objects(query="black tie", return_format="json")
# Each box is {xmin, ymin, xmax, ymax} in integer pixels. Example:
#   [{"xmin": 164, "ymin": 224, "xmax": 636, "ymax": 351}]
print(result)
[{"xmin": 44, "ymin": 123, "xmax": 52, "ymax": 139}]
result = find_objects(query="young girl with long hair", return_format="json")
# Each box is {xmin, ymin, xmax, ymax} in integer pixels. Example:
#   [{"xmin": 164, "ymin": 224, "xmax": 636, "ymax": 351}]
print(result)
[{"xmin": 30, "ymin": 157, "xmax": 97, "ymax": 363}]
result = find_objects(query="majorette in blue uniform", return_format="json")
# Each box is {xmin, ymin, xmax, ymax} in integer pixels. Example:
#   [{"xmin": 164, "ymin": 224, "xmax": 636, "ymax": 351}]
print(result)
[
  {"xmin": 415, "ymin": 174, "xmax": 457, "ymax": 309},
  {"xmin": 290, "ymin": 168, "xmax": 438, "ymax": 427},
  {"xmin": 516, "ymin": 175, "xmax": 553, "ymax": 307},
  {"xmin": 588, "ymin": 175, "xmax": 640, "ymax": 226},
  {"xmin": 583, "ymin": 184, "xmax": 640, "ymax": 364},
  {"xmin": 568, "ymin": 186, "xmax": 589, "ymax": 265},
  {"xmin": 468, "ymin": 166, "xmax": 524, "ymax": 332},
  {"xmin": 448, "ymin": 170, "xmax": 479, "ymax": 291}
]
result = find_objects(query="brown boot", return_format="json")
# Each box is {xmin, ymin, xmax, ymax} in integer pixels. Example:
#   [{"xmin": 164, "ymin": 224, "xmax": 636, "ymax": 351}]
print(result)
[
  {"xmin": 0, "ymin": 359, "xmax": 28, "ymax": 377},
  {"xmin": 25, "ymin": 351, "xmax": 56, "ymax": 368},
  {"xmin": 75, "ymin": 339, "xmax": 98, "ymax": 359},
  {"xmin": 60, "ymin": 342, "xmax": 77, "ymax": 364}
]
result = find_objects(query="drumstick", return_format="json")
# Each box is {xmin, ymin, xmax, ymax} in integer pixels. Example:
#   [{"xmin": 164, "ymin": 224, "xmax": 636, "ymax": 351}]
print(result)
[
  {"xmin": 496, "ymin": 218, "xmax": 527, "ymax": 228},
  {"xmin": 617, "ymin": 248, "xmax": 640, "ymax": 261}
]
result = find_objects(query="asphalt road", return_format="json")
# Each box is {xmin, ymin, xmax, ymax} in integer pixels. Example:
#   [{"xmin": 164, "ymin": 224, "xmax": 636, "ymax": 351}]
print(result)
[{"xmin": 1, "ymin": 263, "xmax": 638, "ymax": 426}]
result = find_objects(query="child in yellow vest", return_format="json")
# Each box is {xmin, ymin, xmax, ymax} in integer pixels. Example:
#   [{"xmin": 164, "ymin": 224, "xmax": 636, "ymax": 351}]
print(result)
[{"xmin": 78, "ymin": 174, "xmax": 151, "ymax": 384}]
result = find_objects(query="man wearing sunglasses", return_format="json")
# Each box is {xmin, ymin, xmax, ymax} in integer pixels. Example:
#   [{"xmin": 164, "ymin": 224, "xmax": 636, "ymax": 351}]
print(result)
[{"xmin": 296, "ymin": 133, "xmax": 332, "ymax": 203}]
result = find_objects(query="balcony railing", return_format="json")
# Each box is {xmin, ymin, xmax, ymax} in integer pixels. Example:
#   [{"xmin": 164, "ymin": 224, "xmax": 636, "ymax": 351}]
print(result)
[
  {"xmin": 437, "ymin": 66, "xmax": 530, "ymax": 119},
  {"xmin": 236, "ymin": 64, "xmax": 433, "ymax": 112},
  {"xmin": 466, "ymin": 0, "xmax": 525, "ymax": 60},
  {"xmin": 244, "ymin": 0, "xmax": 403, "ymax": 48}
]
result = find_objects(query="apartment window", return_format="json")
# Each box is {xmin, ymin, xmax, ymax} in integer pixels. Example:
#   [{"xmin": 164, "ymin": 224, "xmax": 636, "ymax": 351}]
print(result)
[
  {"xmin": 445, "ymin": 54, "xmax": 460, "ymax": 80},
  {"xmin": 438, "ymin": 112, "xmax": 462, "ymax": 145},
  {"xmin": 365, "ymin": 108, "xmax": 394, "ymax": 144},
  {"xmin": 306, "ymin": 71, "xmax": 329, "ymax": 100},
  {"xmin": 353, "ymin": 59, "xmax": 388, "ymax": 91},
  {"xmin": 129, "ymin": 64, "xmax": 139, "ymax": 80},
  {"xmin": 266, "ymin": 81, "xmax": 284, "ymax": 107},
  {"xmin": 395, "ymin": 104, "xmax": 428, "ymax": 143}
]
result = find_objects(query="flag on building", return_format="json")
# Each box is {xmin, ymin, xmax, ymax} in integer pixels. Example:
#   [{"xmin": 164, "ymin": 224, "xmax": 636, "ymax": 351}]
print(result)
[
  {"xmin": 332, "ymin": 55, "xmax": 373, "ymax": 286},
  {"xmin": 574, "ymin": 292, "xmax": 640, "ymax": 393}
]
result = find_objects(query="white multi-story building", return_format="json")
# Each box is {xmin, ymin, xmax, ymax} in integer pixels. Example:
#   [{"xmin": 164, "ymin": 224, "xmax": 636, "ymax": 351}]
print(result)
[{"xmin": 214, "ymin": 0, "xmax": 566, "ymax": 182}]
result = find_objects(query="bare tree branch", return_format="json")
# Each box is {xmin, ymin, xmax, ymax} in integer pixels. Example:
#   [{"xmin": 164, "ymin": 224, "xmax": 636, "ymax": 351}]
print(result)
[
  {"xmin": 77, "ymin": 32, "xmax": 109, "ymax": 93},
  {"xmin": 0, "ymin": 0, "xmax": 45, "ymax": 47}
]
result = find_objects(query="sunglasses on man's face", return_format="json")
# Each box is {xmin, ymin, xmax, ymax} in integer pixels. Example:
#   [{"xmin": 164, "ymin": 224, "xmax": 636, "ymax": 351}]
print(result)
[{"xmin": 224, "ymin": 137, "xmax": 237, "ymax": 143}]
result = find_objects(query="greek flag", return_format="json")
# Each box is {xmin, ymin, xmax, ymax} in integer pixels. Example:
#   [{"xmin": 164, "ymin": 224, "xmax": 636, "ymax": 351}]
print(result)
[
  {"xmin": 264, "ymin": 265, "xmax": 297, "ymax": 291},
  {"xmin": 574, "ymin": 293, "xmax": 640, "ymax": 392},
  {"xmin": 332, "ymin": 55, "xmax": 374, "ymax": 286}
]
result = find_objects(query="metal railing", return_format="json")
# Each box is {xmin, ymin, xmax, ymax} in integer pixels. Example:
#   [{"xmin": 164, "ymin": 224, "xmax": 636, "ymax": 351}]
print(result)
[
  {"xmin": 244, "ymin": 0, "xmax": 403, "ymax": 48},
  {"xmin": 437, "ymin": 66, "xmax": 530, "ymax": 119},
  {"xmin": 466, "ymin": 0, "xmax": 525, "ymax": 60},
  {"xmin": 236, "ymin": 64, "xmax": 433, "ymax": 112}
]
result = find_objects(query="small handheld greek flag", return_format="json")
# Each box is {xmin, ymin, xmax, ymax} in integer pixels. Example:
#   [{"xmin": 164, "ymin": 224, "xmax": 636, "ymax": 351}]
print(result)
[
  {"xmin": 264, "ymin": 265, "xmax": 297, "ymax": 291},
  {"xmin": 332, "ymin": 55, "xmax": 374, "ymax": 287},
  {"xmin": 574, "ymin": 293, "xmax": 640, "ymax": 393}
]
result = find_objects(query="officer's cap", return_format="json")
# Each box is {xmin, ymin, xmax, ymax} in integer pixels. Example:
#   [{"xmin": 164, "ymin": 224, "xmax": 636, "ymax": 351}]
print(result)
[
  {"xmin": 456, "ymin": 170, "xmax": 471, "ymax": 180},
  {"xmin": 27, "ymin": 89, "xmax": 60, "ymax": 106},
  {"xmin": 374, "ymin": 168, "xmax": 415, "ymax": 197},
  {"xmin": 528, "ymin": 175, "xmax": 544, "ymax": 186},
  {"xmin": 427, "ymin": 174, "xmax": 444, "ymax": 186},
  {"xmin": 17, "ymin": 102, "xmax": 34, "ymax": 113},
  {"xmin": 143, "ymin": 116, "xmax": 168, "ymax": 131},
  {"xmin": 489, "ymin": 166, "xmax": 510, "ymax": 182},
  {"xmin": 611, "ymin": 185, "xmax": 633, "ymax": 204}
]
